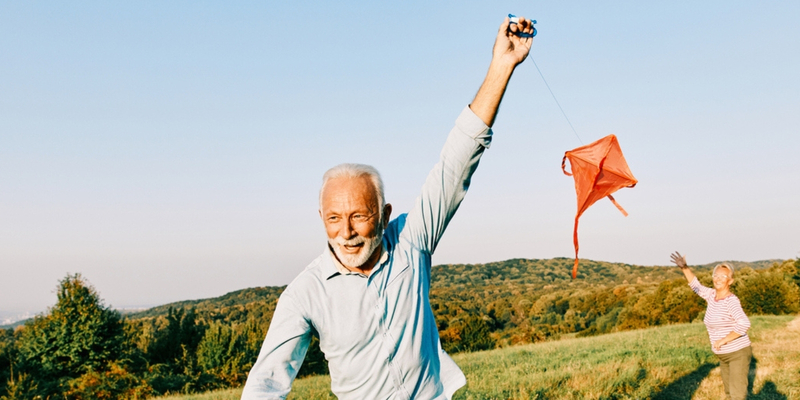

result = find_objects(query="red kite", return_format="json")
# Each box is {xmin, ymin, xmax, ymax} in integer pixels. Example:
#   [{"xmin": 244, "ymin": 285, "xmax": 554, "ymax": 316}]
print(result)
[{"xmin": 562, "ymin": 134, "xmax": 637, "ymax": 278}]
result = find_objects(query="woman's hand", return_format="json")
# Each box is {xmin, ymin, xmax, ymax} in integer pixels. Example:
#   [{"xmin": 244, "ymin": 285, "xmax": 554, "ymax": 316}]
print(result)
[
  {"xmin": 670, "ymin": 251, "xmax": 688, "ymax": 268},
  {"xmin": 671, "ymin": 251, "xmax": 695, "ymax": 282},
  {"xmin": 714, "ymin": 331, "xmax": 743, "ymax": 351}
]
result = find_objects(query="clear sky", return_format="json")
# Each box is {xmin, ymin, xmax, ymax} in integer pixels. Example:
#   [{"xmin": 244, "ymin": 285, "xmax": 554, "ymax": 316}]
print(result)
[{"xmin": 2, "ymin": 1, "xmax": 799, "ymax": 318}]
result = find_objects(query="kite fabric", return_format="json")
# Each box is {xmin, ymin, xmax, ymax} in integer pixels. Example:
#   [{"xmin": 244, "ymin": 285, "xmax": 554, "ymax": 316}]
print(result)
[{"xmin": 562, "ymin": 134, "xmax": 637, "ymax": 279}]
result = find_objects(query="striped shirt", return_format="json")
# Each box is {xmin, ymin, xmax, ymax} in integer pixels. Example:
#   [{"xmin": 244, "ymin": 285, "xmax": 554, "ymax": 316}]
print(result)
[{"xmin": 689, "ymin": 277, "xmax": 751, "ymax": 354}]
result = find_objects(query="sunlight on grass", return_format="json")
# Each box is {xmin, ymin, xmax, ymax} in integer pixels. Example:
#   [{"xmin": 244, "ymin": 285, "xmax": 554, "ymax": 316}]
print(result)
[{"xmin": 156, "ymin": 315, "xmax": 799, "ymax": 400}]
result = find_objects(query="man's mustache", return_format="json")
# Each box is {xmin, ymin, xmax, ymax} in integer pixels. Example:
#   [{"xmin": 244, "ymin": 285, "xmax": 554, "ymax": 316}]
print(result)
[{"xmin": 331, "ymin": 235, "xmax": 367, "ymax": 247}]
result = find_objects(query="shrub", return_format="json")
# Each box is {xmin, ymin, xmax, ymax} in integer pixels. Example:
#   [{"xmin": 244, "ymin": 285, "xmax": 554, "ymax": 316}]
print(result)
[
  {"xmin": 64, "ymin": 362, "xmax": 153, "ymax": 400},
  {"xmin": 736, "ymin": 270, "xmax": 800, "ymax": 315},
  {"xmin": 441, "ymin": 315, "xmax": 495, "ymax": 353}
]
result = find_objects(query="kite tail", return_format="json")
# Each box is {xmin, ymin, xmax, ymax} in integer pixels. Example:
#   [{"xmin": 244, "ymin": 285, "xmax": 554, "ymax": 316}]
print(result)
[
  {"xmin": 607, "ymin": 194, "xmax": 629, "ymax": 217},
  {"xmin": 572, "ymin": 214, "xmax": 580, "ymax": 279}
]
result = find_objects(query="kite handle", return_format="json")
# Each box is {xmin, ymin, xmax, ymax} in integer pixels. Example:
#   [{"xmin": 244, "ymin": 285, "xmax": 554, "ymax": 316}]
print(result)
[{"xmin": 561, "ymin": 154, "xmax": 573, "ymax": 176}]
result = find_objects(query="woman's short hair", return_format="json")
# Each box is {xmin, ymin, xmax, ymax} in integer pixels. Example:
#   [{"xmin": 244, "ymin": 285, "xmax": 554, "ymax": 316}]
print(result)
[
  {"xmin": 319, "ymin": 163, "xmax": 385, "ymax": 210},
  {"xmin": 713, "ymin": 262, "xmax": 734, "ymax": 279}
]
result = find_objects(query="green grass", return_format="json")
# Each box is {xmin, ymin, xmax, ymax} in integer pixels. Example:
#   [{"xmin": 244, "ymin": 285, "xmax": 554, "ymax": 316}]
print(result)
[{"xmin": 155, "ymin": 315, "xmax": 799, "ymax": 400}]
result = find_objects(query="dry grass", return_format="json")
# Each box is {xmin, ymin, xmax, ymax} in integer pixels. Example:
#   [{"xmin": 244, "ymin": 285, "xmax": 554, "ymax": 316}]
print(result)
[
  {"xmin": 693, "ymin": 315, "xmax": 800, "ymax": 400},
  {"xmin": 154, "ymin": 315, "xmax": 800, "ymax": 400}
]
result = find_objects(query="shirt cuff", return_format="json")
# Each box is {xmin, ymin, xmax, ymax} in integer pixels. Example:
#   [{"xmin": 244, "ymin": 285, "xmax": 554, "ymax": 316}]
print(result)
[
  {"xmin": 733, "ymin": 326, "xmax": 748, "ymax": 336},
  {"xmin": 457, "ymin": 105, "xmax": 492, "ymax": 148}
]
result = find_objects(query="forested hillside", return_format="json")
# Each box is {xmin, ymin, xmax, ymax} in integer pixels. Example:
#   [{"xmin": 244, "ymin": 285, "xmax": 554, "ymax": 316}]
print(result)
[{"xmin": 1, "ymin": 258, "xmax": 796, "ymax": 399}]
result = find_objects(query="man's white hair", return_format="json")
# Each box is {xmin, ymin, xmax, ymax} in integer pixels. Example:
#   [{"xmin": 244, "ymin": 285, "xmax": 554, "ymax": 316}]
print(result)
[{"xmin": 319, "ymin": 163, "xmax": 385, "ymax": 210}]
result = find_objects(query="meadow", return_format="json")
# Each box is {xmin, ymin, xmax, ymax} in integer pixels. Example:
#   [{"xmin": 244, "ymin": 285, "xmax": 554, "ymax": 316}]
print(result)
[{"xmin": 153, "ymin": 315, "xmax": 799, "ymax": 400}]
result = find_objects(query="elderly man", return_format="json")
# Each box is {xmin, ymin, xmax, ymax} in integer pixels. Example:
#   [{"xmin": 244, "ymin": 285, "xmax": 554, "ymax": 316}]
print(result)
[{"xmin": 242, "ymin": 16, "xmax": 535, "ymax": 400}]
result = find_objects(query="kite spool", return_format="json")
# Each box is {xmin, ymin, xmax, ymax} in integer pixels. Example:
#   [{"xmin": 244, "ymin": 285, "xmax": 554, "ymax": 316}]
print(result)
[{"xmin": 508, "ymin": 14, "xmax": 537, "ymax": 38}]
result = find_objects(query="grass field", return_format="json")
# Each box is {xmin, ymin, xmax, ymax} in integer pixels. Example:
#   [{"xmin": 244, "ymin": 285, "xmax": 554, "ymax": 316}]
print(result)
[{"xmin": 154, "ymin": 315, "xmax": 799, "ymax": 400}]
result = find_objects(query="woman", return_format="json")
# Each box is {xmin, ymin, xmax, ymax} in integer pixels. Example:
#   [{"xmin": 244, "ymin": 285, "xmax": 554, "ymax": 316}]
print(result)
[{"xmin": 671, "ymin": 251, "xmax": 752, "ymax": 400}]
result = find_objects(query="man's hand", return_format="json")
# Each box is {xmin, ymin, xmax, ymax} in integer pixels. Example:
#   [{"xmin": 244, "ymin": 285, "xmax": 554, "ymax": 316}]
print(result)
[
  {"xmin": 492, "ymin": 16, "xmax": 534, "ymax": 68},
  {"xmin": 470, "ymin": 16, "xmax": 535, "ymax": 127}
]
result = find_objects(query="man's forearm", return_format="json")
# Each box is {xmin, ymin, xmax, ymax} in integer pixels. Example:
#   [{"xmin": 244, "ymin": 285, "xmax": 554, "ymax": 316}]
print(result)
[
  {"xmin": 469, "ymin": 16, "xmax": 534, "ymax": 126},
  {"xmin": 470, "ymin": 61, "xmax": 516, "ymax": 127}
]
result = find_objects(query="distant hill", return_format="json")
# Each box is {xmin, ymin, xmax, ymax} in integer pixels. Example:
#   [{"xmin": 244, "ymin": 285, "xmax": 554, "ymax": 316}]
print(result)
[
  {"xmin": 122, "ymin": 257, "xmax": 784, "ymax": 323},
  {"xmin": 126, "ymin": 285, "xmax": 285, "ymax": 323},
  {"xmin": 698, "ymin": 259, "xmax": 782, "ymax": 271},
  {"xmin": 0, "ymin": 319, "xmax": 28, "ymax": 330},
  {"xmin": 14, "ymin": 258, "xmax": 780, "ymax": 331}
]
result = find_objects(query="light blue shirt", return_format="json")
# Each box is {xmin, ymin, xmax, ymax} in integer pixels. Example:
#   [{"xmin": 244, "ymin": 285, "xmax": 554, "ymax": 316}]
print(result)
[{"xmin": 242, "ymin": 106, "xmax": 492, "ymax": 400}]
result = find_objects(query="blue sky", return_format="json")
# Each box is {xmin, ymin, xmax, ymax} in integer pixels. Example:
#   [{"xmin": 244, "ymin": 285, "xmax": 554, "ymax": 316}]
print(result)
[{"xmin": 2, "ymin": 1, "xmax": 799, "ymax": 317}]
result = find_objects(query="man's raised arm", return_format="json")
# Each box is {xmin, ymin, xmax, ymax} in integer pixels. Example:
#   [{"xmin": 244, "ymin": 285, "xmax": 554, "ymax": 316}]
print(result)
[
  {"xmin": 470, "ymin": 16, "xmax": 534, "ymax": 127},
  {"xmin": 402, "ymin": 16, "xmax": 534, "ymax": 254}
]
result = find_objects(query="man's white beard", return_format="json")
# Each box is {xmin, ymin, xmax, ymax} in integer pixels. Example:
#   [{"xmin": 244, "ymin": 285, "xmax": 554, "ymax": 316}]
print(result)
[{"xmin": 329, "ymin": 225, "xmax": 384, "ymax": 270}]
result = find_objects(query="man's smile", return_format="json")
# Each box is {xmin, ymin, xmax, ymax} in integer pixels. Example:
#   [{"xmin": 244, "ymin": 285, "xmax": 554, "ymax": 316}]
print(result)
[{"xmin": 342, "ymin": 243, "xmax": 363, "ymax": 252}]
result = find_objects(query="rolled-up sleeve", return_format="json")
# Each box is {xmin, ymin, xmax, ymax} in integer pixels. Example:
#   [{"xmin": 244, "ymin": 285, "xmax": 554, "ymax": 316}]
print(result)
[
  {"xmin": 727, "ymin": 297, "xmax": 751, "ymax": 336},
  {"xmin": 403, "ymin": 105, "xmax": 492, "ymax": 255},
  {"xmin": 241, "ymin": 292, "xmax": 312, "ymax": 400}
]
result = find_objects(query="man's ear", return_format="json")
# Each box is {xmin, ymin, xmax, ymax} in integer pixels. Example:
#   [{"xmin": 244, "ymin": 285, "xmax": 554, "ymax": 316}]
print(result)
[{"xmin": 382, "ymin": 203, "xmax": 393, "ymax": 227}]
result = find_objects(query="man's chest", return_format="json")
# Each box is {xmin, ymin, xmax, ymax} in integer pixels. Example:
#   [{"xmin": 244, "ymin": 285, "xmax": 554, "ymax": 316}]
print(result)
[{"xmin": 312, "ymin": 251, "xmax": 429, "ymax": 353}]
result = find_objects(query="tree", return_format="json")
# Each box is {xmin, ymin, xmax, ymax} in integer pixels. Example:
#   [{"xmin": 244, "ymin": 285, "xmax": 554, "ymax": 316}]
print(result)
[
  {"xmin": 441, "ymin": 314, "xmax": 495, "ymax": 353},
  {"xmin": 16, "ymin": 274, "xmax": 126, "ymax": 396},
  {"xmin": 0, "ymin": 329, "xmax": 17, "ymax": 396},
  {"xmin": 736, "ymin": 269, "xmax": 800, "ymax": 315},
  {"xmin": 143, "ymin": 307, "xmax": 207, "ymax": 394}
]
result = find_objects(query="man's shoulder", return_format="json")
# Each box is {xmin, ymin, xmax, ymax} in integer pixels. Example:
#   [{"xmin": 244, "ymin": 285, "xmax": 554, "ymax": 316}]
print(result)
[
  {"xmin": 386, "ymin": 213, "xmax": 408, "ymax": 239},
  {"xmin": 387, "ymin": 213, "xmax": 421, "ymax": 252},
  {"xmin": 283, "ymin": 252, "xmax": 330, "ymax": 293}
]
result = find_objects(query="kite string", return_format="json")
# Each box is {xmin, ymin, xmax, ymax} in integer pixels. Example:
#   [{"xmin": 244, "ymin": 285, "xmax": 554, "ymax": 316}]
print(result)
[{"xmin": 530, "ymin": 57, "xmax": 583, "ymax": 145}]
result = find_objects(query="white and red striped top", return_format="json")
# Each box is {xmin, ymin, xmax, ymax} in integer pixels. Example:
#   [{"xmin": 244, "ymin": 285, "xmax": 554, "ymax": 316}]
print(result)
[{"xmin": 689, "ymin": 277, "xmax": 751, "ymax": 354}]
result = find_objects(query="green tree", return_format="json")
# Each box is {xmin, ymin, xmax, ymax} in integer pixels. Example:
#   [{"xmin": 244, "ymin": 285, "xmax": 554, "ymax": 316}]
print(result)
[
  {"xmin": 0, "ymin": 373, "xmax": 38, "ymax": 400},
  {"xmin": 736, "ymin": 269, "xmax": 800, "ymax": 315},
  {"xmin": 16, "ymin": 274, "xmax": 126, "ymax": 396},
  {"xmin": 0, "ymin": 329, "xmax": 17, "ymax": 397},
  {"xmin": 441, "ymin": 315, "xmax": 495, "ymax": 353},
  {"xmin": 147, "ymin": 307, "xmax": 204, "ymax": 368}
]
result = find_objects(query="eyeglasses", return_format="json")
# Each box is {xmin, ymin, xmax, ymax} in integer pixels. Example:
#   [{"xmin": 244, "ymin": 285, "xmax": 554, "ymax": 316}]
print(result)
[{"xmin": 712, "ymin": 274, "xmax": 730, "ymax": 280}]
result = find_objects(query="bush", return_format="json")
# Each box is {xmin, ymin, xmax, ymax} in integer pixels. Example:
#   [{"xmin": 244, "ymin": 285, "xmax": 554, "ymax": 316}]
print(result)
[
  {"xmin": 64, "ymin": 362, "xmax": 153, "ymax": 400},
  {"xmin": 441, "ymin": 315, "xmax": 495, "ymax": 353},
  {"xmin": 736, "ymin": 270, "xmax": 800, "ymax": 315}
]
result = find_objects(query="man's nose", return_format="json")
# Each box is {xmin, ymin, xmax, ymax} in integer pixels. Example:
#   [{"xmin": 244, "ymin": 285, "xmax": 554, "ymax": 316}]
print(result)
[{"xmin": 339, "ymin": 218, "xmax": 356, "ymax": 239}]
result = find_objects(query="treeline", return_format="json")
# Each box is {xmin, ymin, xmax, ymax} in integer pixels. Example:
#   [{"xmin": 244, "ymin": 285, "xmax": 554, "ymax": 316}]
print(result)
[
  {"xmin": 1, "ymin": 258, "xmax": 798, "ymax": 399},
  {"xmin": 432, "ymin": 258, "xmax": 799, "ymax": 352},
  {"xmin": 0, "ymin": 277, "xmax": 325, "ymax": 399}
]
